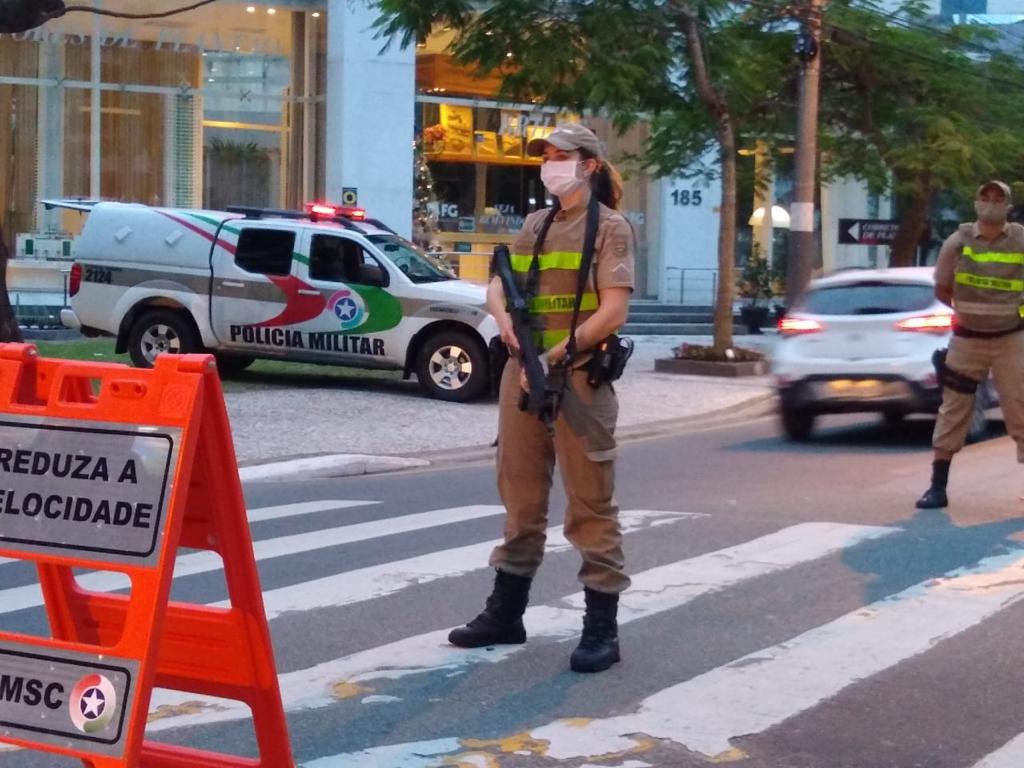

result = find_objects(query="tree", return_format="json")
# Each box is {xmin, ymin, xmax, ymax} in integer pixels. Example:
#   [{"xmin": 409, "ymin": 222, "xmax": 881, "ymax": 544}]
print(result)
[
  {"xmin": 819, "ymin": 1, "xmax": 1024, "ymax": 265},
  {"xmin": 0, "ymin": 228, "xmax": 22, "ymax": 343},
  {"xmin": 375, "ymin": 0, "xmax": 795, "ymax": 355}
]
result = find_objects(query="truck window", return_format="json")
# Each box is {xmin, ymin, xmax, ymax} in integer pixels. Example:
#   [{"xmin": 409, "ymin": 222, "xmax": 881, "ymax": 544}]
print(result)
[
  {"xmin": 310, "ymin": 235, "xmax": 385, "ymax": 285},
  {"xmin": 234, "ymin": 229, "xmax": 295, "ymax": 276}
]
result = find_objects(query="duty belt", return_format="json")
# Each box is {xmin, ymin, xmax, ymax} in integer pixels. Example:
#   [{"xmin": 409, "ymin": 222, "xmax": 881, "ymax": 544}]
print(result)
[{"xmin": 953, "ymin": 320, "xmax": 1024, "ymax": 339}]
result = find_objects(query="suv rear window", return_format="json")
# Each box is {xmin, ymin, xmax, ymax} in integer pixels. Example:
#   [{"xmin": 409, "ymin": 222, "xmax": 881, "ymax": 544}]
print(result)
[{"xmin": 798, "ymin": 281, "xmax": 935, "ymax": 316}]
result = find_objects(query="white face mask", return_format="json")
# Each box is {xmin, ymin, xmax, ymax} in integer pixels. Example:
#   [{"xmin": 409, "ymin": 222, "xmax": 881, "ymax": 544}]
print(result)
[
  {"xmin": 976, "ymin": 200, "xmax": 1010, "ymax": 224},
  {"xmin": 541, "ymin": 159, "xmax": 586, "ymax": 197}
]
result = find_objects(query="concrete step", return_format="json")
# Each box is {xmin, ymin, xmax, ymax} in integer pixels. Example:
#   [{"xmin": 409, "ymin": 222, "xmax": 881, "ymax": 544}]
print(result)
[
  {"xmin": 628, "ymin": 302, "xmax": 714, "ymax": 314},
  {"xmin": 628, "ymin": 312, "xmax": 713, "ymax": 324}
]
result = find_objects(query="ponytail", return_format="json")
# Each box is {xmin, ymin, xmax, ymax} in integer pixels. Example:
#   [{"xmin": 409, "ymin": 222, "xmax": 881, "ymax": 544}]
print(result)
[{"xmin": 582, "ymin": 152, "xmax": 624, "ymax": 210}]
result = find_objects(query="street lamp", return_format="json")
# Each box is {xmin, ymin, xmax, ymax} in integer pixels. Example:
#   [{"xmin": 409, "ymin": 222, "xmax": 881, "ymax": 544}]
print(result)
[{"xmin": 748, "ymin": 206, "xmax": 791, "ymax": 229}]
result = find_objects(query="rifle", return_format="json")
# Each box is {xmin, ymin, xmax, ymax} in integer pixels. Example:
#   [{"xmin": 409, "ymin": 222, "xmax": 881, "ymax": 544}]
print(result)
[{"xmin": 492, "ymin": 244, "xmax": 565, "ymax": 424}]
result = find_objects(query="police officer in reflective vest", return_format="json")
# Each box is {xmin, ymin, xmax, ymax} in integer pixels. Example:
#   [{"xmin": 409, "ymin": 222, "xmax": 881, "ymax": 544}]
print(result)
[
  {"xmin": 917, "ymin": 180, "xmax": 1024, "ymax": 508},
  {"xmin": 447, "ymin": 124, "xmax": 635, "ymax": 672}
]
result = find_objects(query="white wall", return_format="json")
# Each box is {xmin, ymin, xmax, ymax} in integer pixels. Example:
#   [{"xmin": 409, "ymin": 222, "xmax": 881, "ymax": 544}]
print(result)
[
  {"xmin": 657, "ymin": 167, "xmax": 723, "ymax": 306},
  {"xmin": 326, "ymin": 1, "xmax": 415, "ymax": 237},
  {"xmin": 820, "ymin": 177, "xmax": 893, "ymax": 273}
]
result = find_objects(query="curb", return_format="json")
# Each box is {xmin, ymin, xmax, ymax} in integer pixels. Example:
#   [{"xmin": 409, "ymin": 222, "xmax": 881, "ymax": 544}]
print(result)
[
  {"xmin": 238, "ymin": 454, "xmax": 430, "ymax": 483},
  {"xmin": 236, "ymin": 392, "xmax": 778, "ymax": 482}
]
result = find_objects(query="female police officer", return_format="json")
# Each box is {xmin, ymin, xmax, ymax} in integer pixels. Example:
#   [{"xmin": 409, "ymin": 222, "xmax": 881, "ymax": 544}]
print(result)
[{"xmin": 447, "ymin": 124, "xmax": 634, "ymax": 673}]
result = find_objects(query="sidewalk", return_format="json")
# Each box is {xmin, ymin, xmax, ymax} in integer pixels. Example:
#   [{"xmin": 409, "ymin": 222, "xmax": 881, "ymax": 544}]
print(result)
[{"xmin": 231, "ymin": 334, "xmax": 778, "ymax": 481}]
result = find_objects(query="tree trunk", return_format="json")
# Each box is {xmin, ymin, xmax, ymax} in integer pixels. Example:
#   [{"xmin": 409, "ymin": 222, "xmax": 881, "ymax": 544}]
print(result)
[
  {"xmin": 889, "ymin": 175, "xmax": 931, "ymax": 267},
  {"xmin": 680, "ymin": 9, "xmax": 735, "ymax": 354},
  {"xmin": 0, "ymin": 225, "xmax": 23, "ymax": 343}
]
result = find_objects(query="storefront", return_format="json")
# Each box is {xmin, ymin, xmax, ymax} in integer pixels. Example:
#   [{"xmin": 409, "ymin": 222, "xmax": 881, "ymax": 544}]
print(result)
[
  {"xmin": 0, "ymin": 0, "xmax": 328, "ymax": 251},
  {"xmin": 2, "ymin": 0, "xmax": 661, "ymax": 307}
]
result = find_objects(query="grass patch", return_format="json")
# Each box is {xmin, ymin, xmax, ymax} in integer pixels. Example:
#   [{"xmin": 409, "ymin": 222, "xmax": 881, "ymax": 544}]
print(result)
[{"xmin": 30, "ymin": 337, "xmax": 409, "ymax": 394}]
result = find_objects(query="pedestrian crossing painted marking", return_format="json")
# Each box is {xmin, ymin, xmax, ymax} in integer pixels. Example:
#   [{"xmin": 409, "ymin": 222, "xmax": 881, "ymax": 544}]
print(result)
[
  {"xmin": 971, "ymin": 734, "xmax": 1024, "ymax": 768},
  {"xmin": 247, "ymin": 499, "xmax": 378, "ymax": 523},
  {"xmin": 521, "ymin": 548, "xmax": 1024, "ymax": 762},
  {"xmin": 284, "ymin": 533, "xmax": 1024, "ymax": 767},
  {"xmin": 0, "ymin": 503, "xmax": 504, "ymax": 615},
  {"xmin": 223, "ymin": 509, "xmax": 705, "ymax": 619},
  {"xmin": 145, "ymin": 521, "xmax": 896, "ymax": 733}
]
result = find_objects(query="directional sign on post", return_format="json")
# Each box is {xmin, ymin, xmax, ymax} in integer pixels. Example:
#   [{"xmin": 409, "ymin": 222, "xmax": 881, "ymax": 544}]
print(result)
[{"xmin": 838, "ymin": 218, "xmax": 901, "ymax": 246}]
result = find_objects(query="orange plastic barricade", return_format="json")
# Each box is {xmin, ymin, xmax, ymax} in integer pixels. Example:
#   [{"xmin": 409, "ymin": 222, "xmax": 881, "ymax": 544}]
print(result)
[{"xmin": 0, "ymin": 344, "xmax": 293, "ymax": 767}]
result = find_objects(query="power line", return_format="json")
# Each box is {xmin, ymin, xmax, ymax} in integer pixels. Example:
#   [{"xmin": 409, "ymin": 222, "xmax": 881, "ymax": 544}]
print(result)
[
  {"xmin": 825, "ymin": 18, "xmax": 1024, "ymax": 94},
  {"xmin": 61, "ymin": 0, "xmax": 220, "ymax": 21}
]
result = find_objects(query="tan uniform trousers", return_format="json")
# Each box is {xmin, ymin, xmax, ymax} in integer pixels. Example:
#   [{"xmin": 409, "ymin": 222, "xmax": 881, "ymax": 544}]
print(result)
[
  {"xmin": 933, "ymin": 330, "xmax": 1024, "ymax": 461},
  {"xmin": 489, "ymin": 358, "xmax": 630, "ymax": 594}
]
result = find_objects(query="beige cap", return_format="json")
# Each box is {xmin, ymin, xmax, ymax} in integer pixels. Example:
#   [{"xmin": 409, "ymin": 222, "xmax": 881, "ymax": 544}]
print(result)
[
  {"xmin": 526, "ymin": 123, "xmax": 605, "ymax": 160},
  {"xmin": 977, "ymin": 180, "xmax": 1011, "ymax": 201}
]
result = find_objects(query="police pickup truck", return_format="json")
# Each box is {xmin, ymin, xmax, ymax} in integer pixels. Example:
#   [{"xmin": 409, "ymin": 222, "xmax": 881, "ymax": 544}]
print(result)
[{"xmin": 54, "ymin": 199, "xmax": 500, "ymax": 401}]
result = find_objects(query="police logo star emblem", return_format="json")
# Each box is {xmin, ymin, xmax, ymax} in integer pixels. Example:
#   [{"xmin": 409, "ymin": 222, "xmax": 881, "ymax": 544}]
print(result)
[
  {"xmin": 328, "ymin": 288, "xmax": 367, "ymax": 331},
  {"xmin": 69, "ymin": 674, "xmax": 117, "ymax": 734}
]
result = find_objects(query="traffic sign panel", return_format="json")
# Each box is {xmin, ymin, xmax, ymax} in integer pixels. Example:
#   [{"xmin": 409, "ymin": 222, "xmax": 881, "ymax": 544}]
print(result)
[
  {"xmin": 0, "ymin": 416, "xmax": 178, "ymax": 566},
  {"xmin": 838, "ymin": 218, "xmax": 900, "ymax": 246},
  {"xmin": 0, "ymin": 641, "xmax": 137, "ymax": 757}
]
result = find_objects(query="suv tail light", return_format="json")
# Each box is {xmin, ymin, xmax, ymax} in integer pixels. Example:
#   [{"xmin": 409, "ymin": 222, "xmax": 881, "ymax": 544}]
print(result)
[
  {"xmin": 779, "ymin": 315, "xmax": 823, "ymax": 336},
  {"xmin": 69, "ymin": 263, "xmax": 82, "ymax": 297},
  {"xmin": 895, "ymin": 312, "xmax": 953, "ymax": 333}
]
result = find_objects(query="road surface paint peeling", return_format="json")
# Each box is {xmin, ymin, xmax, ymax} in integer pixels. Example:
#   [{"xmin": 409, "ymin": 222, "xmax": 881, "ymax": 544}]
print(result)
[
  {"xmin": 144, "ymin": 522, "xmax": 895, "ymax": 733},
  {"xmin": 332, "ymin": 682, "xmax": 371, "ymax": 699},
  {"xmin": 460, "ymin": 732, "xmax": 549, "ymax": 755},
  {"xmin": 147, "ymin": 700, "xmax": 227, "ymax": 723}
]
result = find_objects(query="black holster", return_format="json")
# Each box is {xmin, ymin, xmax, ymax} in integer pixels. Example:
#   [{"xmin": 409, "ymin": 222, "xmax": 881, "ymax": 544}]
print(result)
[
  {"xmin": 932, "ymin": 348, "xmax": 979, "ymax": 394},
  {"xmin": 586, "ymin": 335, "xmax": 634, "ymax": 387}
]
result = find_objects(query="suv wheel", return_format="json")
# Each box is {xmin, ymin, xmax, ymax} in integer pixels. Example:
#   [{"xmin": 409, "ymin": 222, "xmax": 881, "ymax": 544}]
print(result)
[
  {"xmin": 781, "ymin": 406, "xmax": 816, "ymax": 441},
  {"xmin": 127, "ymin": 309, "xmax": 200, "ymax": 368},
  {"xmin": 416, "ymin": 330, "xmax": 488, "ymax": 402}
]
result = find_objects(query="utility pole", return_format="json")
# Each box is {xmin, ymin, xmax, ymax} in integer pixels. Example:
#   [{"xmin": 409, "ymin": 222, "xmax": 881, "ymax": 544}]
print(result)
[{"xmin": 786, "ymin": 0, "xmax": 823, "ymax": 306}]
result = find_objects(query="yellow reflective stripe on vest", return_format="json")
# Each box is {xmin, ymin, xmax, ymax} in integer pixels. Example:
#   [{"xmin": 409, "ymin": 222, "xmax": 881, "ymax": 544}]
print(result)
[
  {"xmin": 962, "ymin": 247, "xmax": 1024, "ymax": 265},
  {"xmin": 540, "ymin": 328, "xmax": 570, "ymax": 349},
  {"xmin": 529, "ymin": 293, "xmax": 598, "ymax": 314},
  {"xmin": 955, "ymin": 272, "xmax": 1024, "ymax": 292},
  {"xmin": 510, "ymin": 251, "xmax": 584, "ymax": 273}
]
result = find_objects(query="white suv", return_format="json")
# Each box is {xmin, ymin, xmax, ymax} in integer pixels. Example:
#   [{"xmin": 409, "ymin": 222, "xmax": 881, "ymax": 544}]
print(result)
[{"xmin": 772, "ymin": 267, "xmax": 995, "ymax": 441}]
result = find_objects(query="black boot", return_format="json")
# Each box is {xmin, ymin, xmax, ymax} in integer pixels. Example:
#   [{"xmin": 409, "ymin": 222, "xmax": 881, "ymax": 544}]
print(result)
[
  {"xmin": 448, "ymin": 570, "xmax": 531, "ymax": 648},
  {"xmin": 915, "ymin": 459, "xmax": 951, "ymax": 509},
  {"xmin": 570, "ymin": 588, "xmax": 621, "ymax": 673}
]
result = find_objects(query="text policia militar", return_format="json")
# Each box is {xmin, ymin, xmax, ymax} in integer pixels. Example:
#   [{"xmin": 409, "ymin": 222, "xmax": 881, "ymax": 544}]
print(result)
[
  {"xmin": 229, "ymin": 325, "xmax": 386, "ymax": 356},
  {"xmin": 0, "ymin": 448, "xmax": 154, "ymax": 529}
]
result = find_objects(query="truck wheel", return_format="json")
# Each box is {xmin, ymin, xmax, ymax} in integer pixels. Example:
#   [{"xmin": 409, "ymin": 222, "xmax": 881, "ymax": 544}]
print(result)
[
  {"xmin": 416, "ymin": 330, "xmax": 488, "ymax": 402},
  {"xmin": 214, "ymin": 353, "xmax": 255, "ymax": 377},
  {"xmin": 127, "ymin": 309, "xmax": 200, "ymax": 368},
  {"xmin": 780, "ymin": 406, "xmax": 815, "ymax": 441}
]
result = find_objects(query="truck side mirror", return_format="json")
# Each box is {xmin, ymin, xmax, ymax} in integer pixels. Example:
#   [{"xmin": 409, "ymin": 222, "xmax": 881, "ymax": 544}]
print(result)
[{"xmin": 358, "ymin": 263, "xmax": 387, "ymax": 287}]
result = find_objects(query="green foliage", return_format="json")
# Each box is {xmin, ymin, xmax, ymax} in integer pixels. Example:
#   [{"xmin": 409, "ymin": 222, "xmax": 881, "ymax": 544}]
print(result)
[
  {"xmin": 375, "ymin": 0, "xmax": 797, "ymax": 184},
  {"xmin": 737, "ymin": 242, "xmax": 774, "ymax": 304},
  {"xmin": 819, "ymin": 0, "xmax": 1024, "ymax": 234}
]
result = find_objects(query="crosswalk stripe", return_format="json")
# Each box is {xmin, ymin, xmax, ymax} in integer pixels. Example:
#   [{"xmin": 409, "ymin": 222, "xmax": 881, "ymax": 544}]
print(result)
[
  {"xmin": 246, "ymin": 499, "xmax": 378, "ymax": 523},
  {"xmin": 522, "ymin": 549, "xmax": 1024, "ymax": 762},
  {"xmin": 0, "ymin": 500, "xmax": 375, "ymax": 570},
  {"xmin": 0, "ymin": 504, "xmax": 504, "ymax": 615},
  {"xmin": 145, "ymin": 521, "xmax": 895, "ymax": 734},
  {"xmin": 971, "ymin": 734, "xmax": 1024, "ymax": 768},
  {"xmin": 220, "ymin": 509, "xmax": 704, "ymax": 619}
]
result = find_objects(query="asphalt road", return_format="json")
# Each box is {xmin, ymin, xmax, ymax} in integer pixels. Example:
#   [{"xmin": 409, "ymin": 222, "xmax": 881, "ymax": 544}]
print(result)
[{"xmin": 5, "ymin": 411, "xmax": 1024, "ymax": 767}]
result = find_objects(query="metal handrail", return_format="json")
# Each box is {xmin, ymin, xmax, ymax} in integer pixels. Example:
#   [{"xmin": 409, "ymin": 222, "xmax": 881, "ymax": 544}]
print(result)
[{"xmin": 666, "ymin": 267, "xmax": 718, "ymax": 307}]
